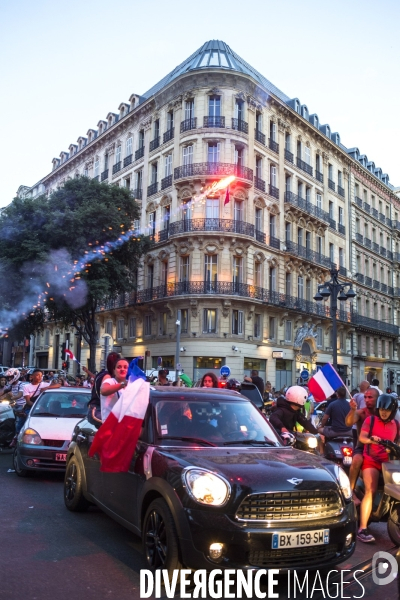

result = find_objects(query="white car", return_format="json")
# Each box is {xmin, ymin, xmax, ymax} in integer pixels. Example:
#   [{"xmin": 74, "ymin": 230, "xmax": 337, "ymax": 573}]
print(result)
[{"xmin": 13, "ymin": 387, "xmax": 90, "ymax": 476}]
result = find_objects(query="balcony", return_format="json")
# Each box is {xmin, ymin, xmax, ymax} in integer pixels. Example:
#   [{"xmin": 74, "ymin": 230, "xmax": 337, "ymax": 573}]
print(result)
[
  {"xmin": 255, "ymin": 229, "xmax": 266, "ymax": 243},
  {"xmin": 284, "ymin": 149, "xmax": 294, "ymax": 163},
  {"xmin": 268, "ymin": 138, "xmax": 279, "ymax": 154},
  {"xmin": 180, "ymin": 118, "xmax": 197, "ymax": 133},
  {"xmin": 388, "ymin": 286, "xmax": 394, "ymax": 295},
  {"xmin": 204, "ymin": 116, "xmax": 225, "ymax": 128},
  {"xmin": 372, "ymin": 242, "xmax": 380, "ymax": 253},
  {"xmin": 112, "ymin": 161, "xmax": 122, "ymax": 175},
  {"xmin": 161, "ymin": 174, "xmax": 173, "ymax": 190},
  {"xmin": 328, "ymin": 218, "xmax": 336, "ymax": 230},
  {"xmin": 338, "ymin": 266, "xmax": 347, "ymax": 277},
  {"xmin": 363, "ymin": 202, "xmax": 370, "ymax": 213},
  {"xmin": 380, "ymin": 246, "xmax": 387, "ymax": 257},
  {"xmin": 147, "ymin": 182, "xmax": 158, "ymax": 197},
  {"xmin": 387, "ymin": 217, "xmax": 392, "ymax": 227},
  {"xmin": 316, "ymin": 170, "xmax": 323, "ymax": 183},
  {"xmin": 149, "ymin": 136, "xmax": 160, "ymax": 152},
  {"xmin": 394, "ymin": 252, "xmax": 400, "ymax": 263},
  {"xmin": 373, "ymin": 280, "xmax": 380, "ymax": 290},
  {"xmin": 123, "ymin": 154, "xmax": 133, "ymax": 168},
  {"xmin": 352, "ymin": 313, "xmax": 399, "ymax": 336},
  {"xmin": 163, "ymin": 128, "xmax": 174, "ymax": 144},
  {"xmin": 285, "ymin": 240, "xmax": 334, "ymax": 269},
  {"xmin": 254, "ymin": 176, "xmax": 266, "ymax": 192},
  {"xmin": 284, "ymin": 191, "xmax": 331, "ymax": 226},
  {"xmin": 150, "ymin": 228, "xmax": 169, "ymax": 244},
  {"xmin": 393, "ymin": 220, "xmax": 400, "ymax": 232},
  {"xmin": 135, "ymin": 146, "xmax": 145, "ymax": 161},
  {"xmin": 132, "ymin": 188, "xmax": 142, "ymax": 200},
  {"xmin": 355, "ymin": 233, "xmax": 363, "ymax": 244},
  {"xmin": 296, "ymin": 157, "xmax": 313, "ymax": 177},
  {"xmin": 93, "ymin": 175, "xmax": 99, "ymax": 181},
  {"xmin": 338, "ymin": 185, "xmax": 345, "ymax": 198},
  {"xmin": 388, "ymin": 250, "xmax": 393, "ymax": 260},
  {"xmin": 338, "ymin": 224, "xmax": 346, "ymax": 235},
  {"xmin": 364, "ymin": 237, "xmax": 372, "ymax": 249},
  {"xmin": 255, "ymin": 129, "xmax": 265, "ymax": 145},
  {"xmin": 395, "ymin": 287, "xmax": 400, "ymax": 296},
  {"xmin": 231, "ymin": 118, "xmax": 248, "ymax": 133},
  {"xmin": 355, "ymin": 273, "xmax": 364, "ymax": 283},
  {"xmin": 269, "ymin": 184, "xmax": 279, "ymax": 199},
  {"xmin": 371, "ymin": 207, "xmax": 378, "ymax": 218},
  {"xmin": 174, "ymin": 162, "xmax": 253, "ymax": 183},
  {"xmin": 169, "ymin": 218, "xmax": 257, "ymax": 239},
  {"xmin": 379, "ymin": 212, "xmax": 386, "ymax": 223},
  {"xmin": 328, "ymin": 179, "xmax": 335, "ymax": 191},
  {"xmin": 381, "ymin": 283, "xmax": 388, "ymax": 294},
  {"xmin": 355, "ymin": 196, "xmax": 363, "ymax": 208},
  {"xmin": 365, "ymin": 276, "xmax": 372, "ymax": 287},
  {"xmin": 101, "ymin": 169, "xmax": 109, "ymax": 181}
]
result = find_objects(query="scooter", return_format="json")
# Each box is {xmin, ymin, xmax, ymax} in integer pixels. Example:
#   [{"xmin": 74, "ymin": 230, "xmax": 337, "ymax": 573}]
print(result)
[
  {"xmin": 0, "ymin": 398, "xmax": 16, "ymax": 449},
  {"xmin": 312, "ymin": 400, "xmax": 353, "ymax": 469},
  {"xmin": 354, "ymin": 438, "xmax": 400, "ymax": 546}
]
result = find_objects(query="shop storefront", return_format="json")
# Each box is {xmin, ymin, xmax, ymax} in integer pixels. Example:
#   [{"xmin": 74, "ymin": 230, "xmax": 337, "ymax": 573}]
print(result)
[
  {"xmin": 275, "ymin": 359, "xmax": 293, "ymax": 390},
  {"xmin": 243, "ymin": 358, "xmax": 266, "ymax": 382},
  {"xmin": 193, "ymin": 357, "xmax": 225, "ymax": 383}
]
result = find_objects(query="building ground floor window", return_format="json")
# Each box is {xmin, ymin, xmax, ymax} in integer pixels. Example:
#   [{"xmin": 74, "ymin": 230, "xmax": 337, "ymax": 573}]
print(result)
[
  {"xmin": 275, "ymin": 359, "xmax": 293, "ymax": 390},
  {"xmin": 243, "ymin": 358, "xmax": 266, "ymax": 383},
  {"xmin": 193, "ymin": 356, "xmax": 224, "ymax": 383},
  {"xmin": 152, "ymin": 355, "xmax": 175, "ymax": 370}
]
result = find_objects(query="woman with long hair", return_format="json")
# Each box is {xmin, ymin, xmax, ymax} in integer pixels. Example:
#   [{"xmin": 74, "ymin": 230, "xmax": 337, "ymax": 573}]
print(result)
[
  {"xmin": 200, "ymin": 372, "xmax": 219, "ymax": 388},
  {"xmin": 100, "ymin": 353, "xmax": 129, "ymax": 421}
]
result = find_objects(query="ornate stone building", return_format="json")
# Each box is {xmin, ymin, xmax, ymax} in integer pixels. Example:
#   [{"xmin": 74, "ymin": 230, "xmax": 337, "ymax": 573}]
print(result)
[{"xmin": 17, "ymin": 40, "xmax": 400, "ymax": 388}]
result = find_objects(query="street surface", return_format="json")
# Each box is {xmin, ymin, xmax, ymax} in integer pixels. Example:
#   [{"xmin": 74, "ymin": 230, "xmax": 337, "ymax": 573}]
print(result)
[{"xmin": 1, "ymin": 448, "xmax": 399, "ymax": 600}]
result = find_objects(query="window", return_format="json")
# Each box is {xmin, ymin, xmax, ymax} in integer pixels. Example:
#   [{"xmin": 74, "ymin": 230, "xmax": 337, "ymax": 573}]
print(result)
[
  {"xmin": 305, "ymin": 230, "xmax": 311, "ymax": 249},
  {"xmin": 209, "ymin": 95, "xmax": 221, "ymax": 117},
  {"xmin": 255, "ymin": 262, "xmax": 261, "ymax": 287},
  {"xmin": 94, "ymin": 159, "xmax": 99, "ymax": 177},
  {"xmin": 317, "ymin": 326, "xmax": 323, "ymax": 348},
  {"xmin": 44, "ymin": 329, "xmax": 50, "ymax": 345},
  {"xmin": 270, "ymin": 215, "xmax": 276, "ymax": 238},
  {"xmin": 235, "ymin": 99, "xmax": 244, "ymax": 121},
  {"xmin": 147, "ymin": 264, "xmax": 154, "ymax": 289},
  {"xmin": 306, "ymin": 279, "xmax": 311, "ymax": 301},
  {"xmin": 163, "ymin": 205, "xmax": 170, "ymax": 231},
  {"xmin": 234, "ymin": 146, "xmax": 244, "ymax": 167},
  {"xmin": 234, "ymin": 200, "xmax": 243, "ymax": 222},
  {"xmin": 254, "ymin": 314, "xmax": 261, "ymax": 338},
  {"xmin": 255, "ymin": 208, "xmax": 262, "ymax": 232},
  {"xmin": 126, "ymin": 137, "xmax": 132, "ymax": 157},
  {"xmin": 148, "ymin": 212, "xmax": 156, "ymax": 237},
  {"xmin": 139, "ymin": 130, "xmax": 144, "ymax": 149},
  {"xmin": 340, "ymin": 331, "xmax": 345, "ymax": 351},
  {"xmin": 233, "ymin": 256, "xmax": 243, "ymax": 286},
  {"xmin": 204, "ymin": 254, "xmax": 218, "ymax": 287},
  {"xmin": 151, "ymin": 163, "xmax": 158, "ymax": 184},
  {"xmin": 181, "ymin": 199, "xmax": 191, "ymax": 222},
  {"xmin": 317, "ymin": 235, "xmax": 322, "ymax": 255},
  {"xmin": 115, "ymin": 146, "xmax": 121, "ymax": 165},
  {"xmin": 285, "ymin": 133, "xmax": 291, "ymax": 151},
  {"xmin": 339, "ymin": 248, "xmax": 344, "ymax": 266},
  {"xmin": 269, "ymin": 317, "xmax": 276, "ymax": 340},
  {"xmin": 203, "ymin": 309, "xmax": 217, "ymax": 333},
  {"xmin": 329, "ymin": 243, "xmax": 334, "ymax": 263},
  {"xmin": 304, "ymin": 146, "xmax": 311, "ymax": 165},
  {"xmin": 329, "ymin": 201, "xmax": 334, "ymax": 219},
  {"xmin": 297, "ymin": 227, "xmax": 303, "ymax": 247},
  {"xmin": 285, "ymin": 221, "xmax": 291, "ymax": 242},
  {"xmin": 160, "ymin": 312, "xmax": 168, "ymax": 335},
  {"xmin": 255, "ymin": 157, "xmax": 262, "ymax": 179},
  {"xmin": 167, "ymin": 110, "xmax": 174, "ymax": 130},
  {"xmin": 164, "ymin": 154, "xmax": 172, "ymax": 177},
  {"xmin": 297, "ymin": 140, "xmax": 302, "ymax": 159},
  {"xmin": 129, "ymin": 317, "xmax": 137, "ymax": 338},
  {"xmin": 208, "ymin": 143, "xmax": 220, "ymax": 163},
  {"xmin": 181, "ymin": 309, "xmax": 188, "ymax": 334},
  {"xmin": 285, "ymin": 320, "xmax": 292, "ymax": 342},
  {"xmin": 144, "ymin": 315, "xmax": 152, "ymax": 336},
  {"xmin": 232, "ymin": 310, "xmax": 244, "ymax": 334},
  {"xmin": 154, "ymin": 119, "xmax": 160, "ymax": 139},
  {"xmin": 269, "ymin": 120, "xmax": 277, "ymax": 141},
  {"xmin": 339, "ymin": 207, "xmax": 344, "ymax": 225},
  {"xmin": 306, "ymin": 187, "xmax": 311, "ymax": 202},
  {"xmin": 338, "ymin": 170, "xmax": 342, "ymax": 187},
  {"xmin": 328, "ymin": 163, "xmax": 333, "ymax": 180},
  {"xmin": 180, "ymin": 255, "xmax": 190, "ymax": 284},
  {"xmin": 161, "ymin": 261, "xmax": 168, "ymax": 286},
  {"xmin": 136, "ymin": 170, "xmax": 143, "ymax": 191},
  {"xmin": 316, "ymin": 154, "xmax": 321, "ymax": 172},
  {"xmin": 206, "ymin": 198, "xmax": 219, "ymax": 219},
  {"xmin": 106, "ymin": 321, "xmax": 113, "ymax": 336},
  {"xmin": 117, "ymin": 319, "xmax": 124, "ymax": 339},
  {"xmin": 298, "ymin": 276, "xmax": 304, "ymax": 299},
  {"xmin": 270, "ymin": 164, "xmax": 277, "ymax": 187},
  {"xmin": 185, "ymin": 100, "xmax": 194, "ymax": 120},
  {"xmin": 285, "ymin": 175, "xmax": 291, "ymax": 192},
  {"xmin": 298, "ymin": 181, "xmax": 303, "ymax": 198},
  {"xmin": 285, "ymin": 272, "xmax": 291, "ymax": 295},
  {"xmin": 125, "ymin": 177, "xmax": 131, "ymax": 189},
  {"xmin": 269, "ymin": 267, "xmax": 276, "ymax": 291},
  {"xmin": 183, "ymin": 145, "xmax": 193, "ymax": 166}
]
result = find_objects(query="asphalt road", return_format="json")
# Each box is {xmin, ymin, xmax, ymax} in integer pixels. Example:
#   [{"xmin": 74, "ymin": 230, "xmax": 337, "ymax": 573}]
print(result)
[{"xmin": 1, "ymin": 448, "xmax": 399, "ymax": 600}]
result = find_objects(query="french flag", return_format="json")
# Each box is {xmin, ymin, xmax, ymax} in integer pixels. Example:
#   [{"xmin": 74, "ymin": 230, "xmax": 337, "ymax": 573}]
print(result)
[
  {"xmin": 88, "ymin": 360, "xmax": 150, "ymax": 472},
  {"xmin": 64, "ymin": 349, "xmax": 76, "ymax": 361},
  {"xmin": 308, "ymin": 364, "xmax": 344, "ymax": 402}
]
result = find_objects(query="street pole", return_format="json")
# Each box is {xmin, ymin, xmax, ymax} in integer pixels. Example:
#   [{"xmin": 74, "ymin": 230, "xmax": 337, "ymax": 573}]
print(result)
[
  {"xmin": 331, "ymin": 270, "xmax": 338, "ymax": 372},
  {"xmin": 175, "ymin": 309, "xmax": 181, "ymax": 382}
]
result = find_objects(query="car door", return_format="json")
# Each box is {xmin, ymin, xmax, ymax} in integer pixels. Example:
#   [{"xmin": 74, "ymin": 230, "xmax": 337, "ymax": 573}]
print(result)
[{"xmin": 78, "ymin": 419, "xmax": 104, "ymax": 501}]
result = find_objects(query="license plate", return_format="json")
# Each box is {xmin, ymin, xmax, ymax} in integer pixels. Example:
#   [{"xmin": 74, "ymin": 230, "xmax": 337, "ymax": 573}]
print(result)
[
  {"xmin": 55, "ymin": 453, "xmax": 67, "ymax": 461},
  {"xmin": 272, "ymin": 529, "xmax": 329, "ymax": 549}
]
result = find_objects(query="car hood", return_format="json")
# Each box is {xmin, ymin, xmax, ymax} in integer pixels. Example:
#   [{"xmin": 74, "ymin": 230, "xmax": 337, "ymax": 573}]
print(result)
[
  {"xmin": 157, "ymin": 446, "xmax": 338, "ymax": 492},
  {"xmin": 24, "ymin": 416, "xmax": 84, "ymax": 440}
]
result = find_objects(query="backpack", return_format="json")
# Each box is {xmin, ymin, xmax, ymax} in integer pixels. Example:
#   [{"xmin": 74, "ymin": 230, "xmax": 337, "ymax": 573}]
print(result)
[{"xmin": 88, "ymin": 369, "xmax": 108, "ymax": 409}]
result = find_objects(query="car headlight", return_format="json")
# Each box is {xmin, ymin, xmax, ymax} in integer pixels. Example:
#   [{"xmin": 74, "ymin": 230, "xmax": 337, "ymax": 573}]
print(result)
[
  {"xmin": 182, "ymin": 468, "xmax": 231, "ymax": 506},
  {"xmin": 335, "ymin": 466, "xmax": 351, "ymax": 500},
  {"xmin": 307, "ymin": 436, "xmax": 318, "ymax": 449},
  {"xmin": 22, "ymin": 428, "xmax": 43, "ymax": 445},
  {"xmin": 392, "ymin": 472, "xmax": 400, "ymax": 484}
]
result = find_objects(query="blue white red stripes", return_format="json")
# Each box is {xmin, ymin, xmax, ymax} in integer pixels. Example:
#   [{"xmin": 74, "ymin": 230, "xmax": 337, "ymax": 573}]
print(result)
[{"xmin": 308, "ymin": 364, "xmax": 344, "ymax": 402}]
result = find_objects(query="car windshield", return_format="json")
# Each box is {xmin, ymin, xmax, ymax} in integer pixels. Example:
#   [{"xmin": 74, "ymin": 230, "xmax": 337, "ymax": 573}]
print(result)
[
  {"xmin": 31, "ymin": 392, "xmax": 89, "ymax": 418},
  {"xmin": 155, "ymin": 399, "xmax": 281, "ymax": 446}
]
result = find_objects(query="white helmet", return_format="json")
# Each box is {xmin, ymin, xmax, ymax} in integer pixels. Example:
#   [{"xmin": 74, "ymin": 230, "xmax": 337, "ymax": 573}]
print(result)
[
  {"xmin": 5, "ymin": 368, "xmax": 20, "ymax": 385},
  {"xmin": 285, "ymin": 385, "xmax": 307, "ymax": 406}
]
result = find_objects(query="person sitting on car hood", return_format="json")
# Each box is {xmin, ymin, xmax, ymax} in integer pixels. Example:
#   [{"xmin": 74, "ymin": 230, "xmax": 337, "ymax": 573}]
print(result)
[{"xmin": 269, "ymin": 385, "xmax": 318, "ymax": 436}]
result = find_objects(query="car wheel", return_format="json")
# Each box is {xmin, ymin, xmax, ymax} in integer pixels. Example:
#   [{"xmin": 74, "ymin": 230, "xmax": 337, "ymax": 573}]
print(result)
[
  {"xmin": 13, "ymin": 448, "xmax": 29, "ymax": 478},
  {"xmin": 64, "ymin": 456, "xmax": 90, "ymax": 512},
  {"xmin": 388, "ymin": 504, "xmax": 400, "ymax": 546},
  {"xmin": 143, "ymin": 498, "xmax": 182, "ymax": 576}
]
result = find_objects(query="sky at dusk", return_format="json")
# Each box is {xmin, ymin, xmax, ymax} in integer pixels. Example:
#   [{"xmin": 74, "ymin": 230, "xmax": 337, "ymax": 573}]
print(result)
[{"xmin": 1, "ymin": 0, "xmax": 399, "ymax": 206}]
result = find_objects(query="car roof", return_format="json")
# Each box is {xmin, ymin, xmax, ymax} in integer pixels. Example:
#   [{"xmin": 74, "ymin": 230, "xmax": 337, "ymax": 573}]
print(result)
[
  {"xmin": 40, "ymin": 387, "xmax": 91, "ymax": 394},
  {"xmin": 149, "ymin": 387, "xmax": 246, "ymax": 401}
]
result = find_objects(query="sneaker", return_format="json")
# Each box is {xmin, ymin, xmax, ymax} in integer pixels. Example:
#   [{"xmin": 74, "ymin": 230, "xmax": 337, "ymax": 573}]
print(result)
[{"xmin": 357, "ymin": 529, "xmax": 375, "ymax": 543}]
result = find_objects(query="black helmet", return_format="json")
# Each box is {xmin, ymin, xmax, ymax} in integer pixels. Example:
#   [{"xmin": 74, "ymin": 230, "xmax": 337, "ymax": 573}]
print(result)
[
  {"xmin": 226, "ymin": 378, "xmax": 241, "ymax": 391},
  {"xmin": 376, "ymin": 394, "xmax": 398, "ymax": 422}
]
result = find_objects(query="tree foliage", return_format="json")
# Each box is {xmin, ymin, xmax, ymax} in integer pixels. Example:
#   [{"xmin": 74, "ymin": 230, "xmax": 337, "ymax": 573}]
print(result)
[{"xmin": 0, "ymin": 177, "xmax": 149, "ymax": 370}]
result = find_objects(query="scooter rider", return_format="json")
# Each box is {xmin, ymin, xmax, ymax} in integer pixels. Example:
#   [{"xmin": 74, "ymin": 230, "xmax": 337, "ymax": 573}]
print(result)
[{"xmin": 270, "ymin": 385, "xmax": 319, "ymax": 439}]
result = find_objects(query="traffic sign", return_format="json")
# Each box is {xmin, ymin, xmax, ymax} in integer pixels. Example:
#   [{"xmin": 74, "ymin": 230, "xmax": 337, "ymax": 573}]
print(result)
[
  {"xmin": 220, "ymin": 365, "xmax": 231, "ymax": 377},
  {"xmin": 300, "ymin": 369, "xmax": 309, "ymax": 380}
]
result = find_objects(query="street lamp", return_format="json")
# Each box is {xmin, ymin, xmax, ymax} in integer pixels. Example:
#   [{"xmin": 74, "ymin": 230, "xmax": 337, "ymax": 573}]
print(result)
[{"xmin": 314, "ymin": 267, "xmax": 356, "ymax": 371}]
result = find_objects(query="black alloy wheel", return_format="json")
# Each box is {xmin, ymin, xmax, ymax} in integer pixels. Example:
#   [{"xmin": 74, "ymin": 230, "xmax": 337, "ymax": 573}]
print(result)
[
  {"xmin": 388, "ymin": 504, "xmax": 400, "ymax": 546},
  {"xmin": 64, "ymin": 456, "xmax": 90, "ymax": 512},
  {"xmin": 143, "ymin": 498, "xmax": 182, "ymax": 576},
  {"xmin": 13, "ymin": 448, "xmax": 29, "ymax": 478}
]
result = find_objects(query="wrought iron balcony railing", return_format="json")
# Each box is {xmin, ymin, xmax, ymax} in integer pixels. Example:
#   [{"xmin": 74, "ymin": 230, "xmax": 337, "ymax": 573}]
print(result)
[
  {"xmin": 379, "ymin": 212, "xmax": 386, "ymax": 223},
  {"xmin": 163, "ymin": 128, "xmax": 174, "ymax": 143},
  {"xmin": 363, "ymin": 202, "xmax": 370, "ymax": 213},
  {"xmin": 269, "ymin": 139, "xmax": 279, "ymax": 153},
  {"xmin": 355, "ymin": 233, "xmax": 363, "ymax": 244},
  {"xmin": 231, "ymin": 118, "xmax": 248, "ymax": 133},
  {"xmin": 338, "ymin": 266, "xmax": 347, "ymax": 277},
  {"xmin": 386, "ymin": 217, "xmax": 392, "ymax": 227},
  {"xmin": 365, "ymin": 276, "xmax": 372, "ymax": 287},
  {"xmin": 269, "ymin": 184, "xmax": 279, "ymax": 199},
  {"xmin": 352, "ymin": 313, "xmax": 399, "ymax": 336},
  {"xmin": 112, "ymin": 161, "xmax": 121, "ymax": 175},
  {"xmin": 161, "ymin": 174, "xmax": 172, "ymax": 190},
  {"xmin": 204, "ymin": 116, "xmax": 225, "ymax": 128},
  {"xmin": 180, "ymin": 118, "xmax": 197, "ymax": 133},
  {"xmin": 284, "ymin": 191, "xmax": 331, "ymax": 225},
  {"xmin": 316, "ymin": 170, "xmax": 323, "ymax": 183},
  {"xmin": 135, "ymin": 146, "xmax": 145, "ymax": 161},
  {"xmin": 101, "ymin": 169, "xmax": 109, "ymax": 181},
  {"xmin": 169, "ymin": 218, "xmax": 255, "ymax": 238},
  {"xmin": 255, "ymin": 129, "xmax": 265, "ymax": 145},
  {"xmin": 355, "ymin": 196, "xmax": 363, "ymax": 208},
  {"xmin": 285, "ymin": 241, "xmax": 334, "ymax": 269},
  {"xmin": 174, "ymin": 162, "xmax": 253, "ymax": 182},
  {"xmin": 338, "ymin": 185, "xmax": 345, "ymax": 197},
  {"xmin": 388, "ymin": 250, "xmax": 393, "ymax": 260},
  {"xmin": 284, "ymin": 149, "xmax": 294, "ymax": 163},
  {"xmin": 371, "ymin": 207, "xmax": 378, "ymax": 218},
  {"xmin": 147, "ymin": 182, "xmax": 158, "ymax": 197},
  {"xmin": 254, "ymin": 176, "xmax": 265, "ymax": 192},
  {"xmin": 328, "ymin": 179, "xmax": 335, "ymax": 191},
  {"xmin": 372, "ymin": 242, "xmax": 380, "ymax": 253},
  {"xmin": 380, "ymin": 246, "xmax": 387, "ymax": 257},
  {"xmin": 296, "ymin": 157, "xmax": 313, "ymax": 176},
  {"xmin": 364, "ymin": 238, "xmax": 372, "ymax": 249},
  {"xmin": 149, "ymin": 136, "xmax": 160, "ymax": 152},
  {"xmin": 132, "ymin": 188, "xmax": 142, "ymax": 200},
  {"xmin": 338, "ymin": 224, "xmax": 346, "ymax": 235},
  {"xmin": 355, "ymin": 273, "xmax": 364, "ymax": 283},
  {"xmin": 123, "ymin": 154, "xmax": 133, "ymax": 168},
  {"xmin": 373, "ymin": 280, "xmax": 380, "ymax": 290},
  {"xmin": 381, "ymin": 283, "xmax": 388, "ymax": 294}
]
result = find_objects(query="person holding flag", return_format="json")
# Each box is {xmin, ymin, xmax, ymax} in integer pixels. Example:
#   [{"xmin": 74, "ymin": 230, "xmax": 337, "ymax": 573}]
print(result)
[{"xmin": 100, "ymin": 356, "xmax": 130, "ymax": 421}]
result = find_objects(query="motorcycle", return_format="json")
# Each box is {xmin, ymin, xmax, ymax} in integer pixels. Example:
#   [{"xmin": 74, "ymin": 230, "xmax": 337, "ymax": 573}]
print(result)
[
  {"xmin": 354, "ymin": 438, "xmax": 400, "ymax": 546},
  {"xmin": 0, "ymin": 398, "xmax": 16, "ymax": 449},
  {"xmin": 312, "ymin": 400, "xmax": 353, "ymax": 470}
]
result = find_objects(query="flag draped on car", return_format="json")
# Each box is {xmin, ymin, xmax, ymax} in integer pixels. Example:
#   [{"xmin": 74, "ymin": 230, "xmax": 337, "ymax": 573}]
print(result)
[
  {"xmin": 88, "ymin": 358, "xmax": 150, "ymax": 472},
  {"xmin": 308, "ymin": 364, "xmax": 344, "ymax": 402}
]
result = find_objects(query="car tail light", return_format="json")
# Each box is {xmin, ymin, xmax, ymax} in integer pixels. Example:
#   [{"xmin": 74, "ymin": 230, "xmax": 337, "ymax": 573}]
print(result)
[{"xmin": 341, "ymin": 446, "xmax": 353, "ymax": 457}]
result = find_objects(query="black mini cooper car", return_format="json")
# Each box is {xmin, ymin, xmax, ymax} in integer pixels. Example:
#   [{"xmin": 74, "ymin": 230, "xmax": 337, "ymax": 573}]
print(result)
[{"xmin": 64, "ymin": 388, "xmax": 356, "ymax": 574}]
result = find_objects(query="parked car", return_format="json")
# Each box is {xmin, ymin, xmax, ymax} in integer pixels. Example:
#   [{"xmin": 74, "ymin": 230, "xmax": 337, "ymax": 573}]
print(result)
[
  {"xmin": 13, "ymin": 387, "xmax": 90, "ymax": 476},
  {"xmin": 64, "ymin": 387, "xmax": 356, "ymax": 574}
]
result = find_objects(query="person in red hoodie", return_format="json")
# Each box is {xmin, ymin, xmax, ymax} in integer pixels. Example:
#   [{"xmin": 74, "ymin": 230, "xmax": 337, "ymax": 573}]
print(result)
[{"xmin": 357, "ymin": 394, "xmax": 399, "ymax": 543}]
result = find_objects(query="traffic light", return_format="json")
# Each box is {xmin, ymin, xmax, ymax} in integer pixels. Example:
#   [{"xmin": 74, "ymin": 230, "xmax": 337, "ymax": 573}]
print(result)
[
  {"xmin": 61, "ymin": 342, "xmax": 66, "ymax": 360},
  {"xmin": 62, "ymin": 361, "xmax": 68, "ymax": 371},
  {"xmin": 390, "ymin": 370, "xmax": 395, "ymax": 386}
]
